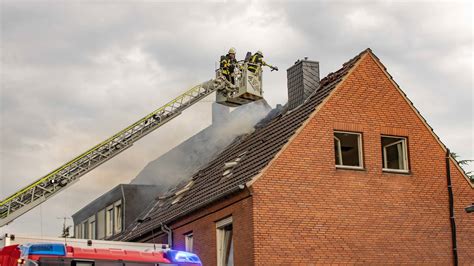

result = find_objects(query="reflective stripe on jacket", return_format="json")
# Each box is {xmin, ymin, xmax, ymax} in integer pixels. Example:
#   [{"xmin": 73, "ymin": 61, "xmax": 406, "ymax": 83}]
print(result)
[
  {"xmin": 220, "ymin": 54, "xmax": 236, "ymax": 75},
  {"xmin": 248, "ymin": 54, "xmax": 266, "ymax": 72}
]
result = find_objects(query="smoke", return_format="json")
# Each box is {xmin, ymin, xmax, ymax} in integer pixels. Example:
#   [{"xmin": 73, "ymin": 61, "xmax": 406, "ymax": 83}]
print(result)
[{"xmin": 130, "ymin": 100, "xmax": 272, "ymax": 194}]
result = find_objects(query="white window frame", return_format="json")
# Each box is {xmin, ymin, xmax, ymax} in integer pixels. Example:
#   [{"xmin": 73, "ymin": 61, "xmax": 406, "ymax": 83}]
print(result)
[
  {"xmin": 185, "ymin": 232, "xmax": 193, "ymax": 252},
  {"xmin": 334, "ymin": 131, "xmax": 364, "ymax": 170},
  {"xmin": 334, "ymin": 136, "xmax": 343, "ymax": 165},
  {"xmin": 105, "ymin": 204, "xmax": 114, "ymax": 237},
  {"xmin": 74, "ymin": 224, "xmax": 80, "ymax": 239},
  {"xmin": 80, "ymin": 222, "xmax": 86, "ymax": 239},
  {"xmin": 114, "ymin": 200, "xmax": 122, "ymax": 234},
  {"xmin": 96, "ymin": 208, "xmax": 106, "ymax": 240},
  {"xmin": 382, "ymin": 136, "xmax": 409, "ymax": 173},
  {"xmin": 88, "ymin": 215, "xmax": 96, "ymax": 240},
  {"xmin": 216, "ymin": 216, "xmax": 233, "ymax": 266}
]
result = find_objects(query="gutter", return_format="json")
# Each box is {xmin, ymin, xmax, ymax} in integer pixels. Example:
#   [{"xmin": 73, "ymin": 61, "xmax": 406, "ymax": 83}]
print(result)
[{"xmin": 445, "ymin": 149, "xmax": 458, "ymax": 266}]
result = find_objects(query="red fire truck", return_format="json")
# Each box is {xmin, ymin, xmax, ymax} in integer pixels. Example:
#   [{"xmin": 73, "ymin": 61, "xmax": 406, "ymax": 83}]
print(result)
[{"xmin": 0, "ymin": 234, "xmax": 201, "ymax": 266}]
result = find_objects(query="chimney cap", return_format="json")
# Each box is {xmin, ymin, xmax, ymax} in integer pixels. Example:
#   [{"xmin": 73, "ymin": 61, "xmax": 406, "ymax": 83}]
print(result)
[{"xmin": 293, "ymin": 58, "xmax": 319, "ymax": 66}]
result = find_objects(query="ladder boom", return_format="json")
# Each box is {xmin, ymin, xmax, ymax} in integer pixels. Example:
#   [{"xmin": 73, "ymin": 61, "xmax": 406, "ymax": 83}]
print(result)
[{"xmin": 0, "ymin": 79, "xmax": 225, "ymax": 226}]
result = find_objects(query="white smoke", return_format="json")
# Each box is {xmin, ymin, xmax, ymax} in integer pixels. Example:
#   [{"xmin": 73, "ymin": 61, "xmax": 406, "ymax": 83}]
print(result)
[{"xmin": 130, "ymin": 100, "xmax": 272, "ymax": 194}]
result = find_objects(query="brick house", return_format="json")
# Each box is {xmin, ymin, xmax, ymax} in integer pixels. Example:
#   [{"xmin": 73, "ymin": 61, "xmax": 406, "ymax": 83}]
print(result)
[{"xmin": 115, "ymin": 49, "xmax": 474, "ymax": 265}]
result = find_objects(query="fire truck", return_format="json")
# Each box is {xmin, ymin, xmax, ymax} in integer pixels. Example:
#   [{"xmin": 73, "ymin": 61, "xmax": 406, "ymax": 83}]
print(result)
[{"xmin": 0, "ymin": 234, "xmax": 201, "ymax": 266}]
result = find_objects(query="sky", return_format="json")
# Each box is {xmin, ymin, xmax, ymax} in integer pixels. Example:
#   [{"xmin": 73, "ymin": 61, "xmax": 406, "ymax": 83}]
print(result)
[{"xmin": 0, "ymin": 0, "xmax": 472, "ymax": 237}]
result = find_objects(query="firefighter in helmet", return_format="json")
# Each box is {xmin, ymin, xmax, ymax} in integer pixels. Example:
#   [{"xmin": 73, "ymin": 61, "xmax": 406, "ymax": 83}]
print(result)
[
  {"xmin": 220, "ymin": 47, "xmax": 238, "ymax": 84},
  {"xmin": 247, "ymin": 50, "xmax": 278, "ymax": 73}
]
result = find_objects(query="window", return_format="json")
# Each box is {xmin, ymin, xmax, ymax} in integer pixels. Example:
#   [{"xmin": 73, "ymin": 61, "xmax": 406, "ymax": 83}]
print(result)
[
  {"xmin": 105, "ymin": 205, "xmax": 114, "ymax": 237},
  {"xmin": 382, "ymin": 136, "xmax": 409, "ymax": 172},
  {"xmin": 334, "ymin": 131, "xmax": 363, "ymax": 169},
  {"xmin": 74, "ymin": 224, "xmax": 80, "ymax": 239},
  {"xmin": 80, "ymin": 222, "xmax": 87, "ymax": 239},
  {"xmin": 97, "ymin": 209, "xmax": 106, "ymax": 240},
  {"xmin": 88, "ymin": 216, "xmax": 96, "ymax": 240},
  {"xmin": 216, "ymin": 217, "xmax": 233, "ymax": 266},
  {"xmin": 114, "ymin": 200, "xmax": 122, "ymax": 233},
  {"xmin": 185, "ymin": 232, "xmax": 193, "ymax": 252}
]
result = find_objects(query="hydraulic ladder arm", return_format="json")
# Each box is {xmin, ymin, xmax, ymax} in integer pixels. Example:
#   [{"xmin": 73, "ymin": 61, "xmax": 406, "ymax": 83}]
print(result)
[{"xmin": 0, "ymin": 78, "xmax": 228, "ymax": 227}]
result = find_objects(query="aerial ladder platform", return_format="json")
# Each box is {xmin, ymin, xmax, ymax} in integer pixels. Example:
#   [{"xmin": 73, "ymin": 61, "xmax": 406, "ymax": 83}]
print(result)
[{"xmin": 0, "ymin": 61, "xmax": 272, "ymax": 227}]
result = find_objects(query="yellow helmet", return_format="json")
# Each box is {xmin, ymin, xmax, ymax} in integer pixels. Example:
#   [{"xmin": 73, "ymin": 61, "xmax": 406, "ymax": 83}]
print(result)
[
  {"xmin": 228, "ymin": 47, "xmax": 236, "ymax": 54},
  {"xmin": 256, "ymin": 50, "xmax": 263, "ymax": 56}
]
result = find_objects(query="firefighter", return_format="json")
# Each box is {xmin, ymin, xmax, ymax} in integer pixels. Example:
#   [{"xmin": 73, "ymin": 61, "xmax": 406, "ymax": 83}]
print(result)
[
  {"xmin": 247, "ymin": 50, "xmax": 278, "ymax": 73},
  {"xmin": 220, "ymin": 47, "xmax": 238, "ymax": 84}
]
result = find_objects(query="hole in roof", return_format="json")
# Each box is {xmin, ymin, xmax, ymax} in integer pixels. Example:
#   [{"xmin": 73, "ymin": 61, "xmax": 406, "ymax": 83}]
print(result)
[
  {"xmin": 171, "ymin": 194, "xmax": 184, "ymax": 205},
  {"xmin": 221, "ymin": 173, "xmax": 233, "ymax": 180},
  {"xmin": 175, "ymin": 180, "xmax": 194, "ymax": 196},
  {"xmin": 224, "ymin": 161, "xmax": 238, "ymax": 169}
]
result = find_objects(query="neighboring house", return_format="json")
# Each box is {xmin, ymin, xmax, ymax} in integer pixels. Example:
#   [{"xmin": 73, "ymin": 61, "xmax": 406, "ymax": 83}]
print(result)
[
  {"xmin": 72, "ymin": 184, "xmax": 160, "ymax": 240},
  {"xmin": 115, "ymin": 49, "xmax": 473, "ymax": 265}
]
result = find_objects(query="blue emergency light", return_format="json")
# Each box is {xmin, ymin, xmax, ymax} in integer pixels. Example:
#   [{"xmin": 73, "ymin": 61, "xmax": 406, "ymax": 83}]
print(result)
[
  {"xmin": 167, "ymin": 250, "xmax": 202, "ymax": 264},
  {"xmin": 22, "ymin": 243, "xmax": 66, "ymax": 256}
]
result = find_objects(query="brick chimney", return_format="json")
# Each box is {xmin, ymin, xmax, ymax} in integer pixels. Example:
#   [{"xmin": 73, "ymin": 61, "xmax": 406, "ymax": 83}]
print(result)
[{"xmin": 287, "ymin": 58, "xmax": 320, "ymax": 110}]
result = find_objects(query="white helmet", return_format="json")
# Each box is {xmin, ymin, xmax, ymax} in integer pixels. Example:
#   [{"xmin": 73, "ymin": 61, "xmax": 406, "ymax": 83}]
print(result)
[
  {"xmin": 256, "ymin": 50, "xmax": 263, "ymax": 56},
  {"xmin": 228, "ymin": 47, "xmax": 236, "ymax": 54}
]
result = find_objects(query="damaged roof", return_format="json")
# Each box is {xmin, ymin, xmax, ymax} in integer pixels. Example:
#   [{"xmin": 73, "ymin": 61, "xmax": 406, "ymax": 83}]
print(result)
[{"xmin": 115, "ymin": 49, "xmax": 368, "ymax": 241}]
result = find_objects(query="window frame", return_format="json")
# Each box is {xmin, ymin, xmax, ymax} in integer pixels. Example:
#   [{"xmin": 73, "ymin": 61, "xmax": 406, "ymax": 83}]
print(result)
[
  {"xmin": 105, "ymin": 204, "xmax": 114, "ymax": 237},
  {"xmin": 114, "ymin": 200, "xmax": 122, "ymax": 234},
  {"xmin": 334, "ymin": 131, "xmax": 364, "ymax": 170},
  {"xmin": 88, "ymin": 215, "xmax": 96, "ymax": 240},
  {"xmin": 184, "ymin": 232, "xmax": 194, "ymax": 252},
  {"xmin": 381, "ymin": 135, "xmax": 410, "ymax": 173},
  {"xmin": 96, "ymin": 208, "xmax": 106, "ymax": 240},
  {"xmin": 216, "ymin": 216, "xmax": 233, "ymax": 266},
  {"xmin": 74, "ymin": 224, "xmax": 80, "ymax": 239},
  {"xmin": 81, "ymin": 220, "xmax": 89, "ymax": 239}
]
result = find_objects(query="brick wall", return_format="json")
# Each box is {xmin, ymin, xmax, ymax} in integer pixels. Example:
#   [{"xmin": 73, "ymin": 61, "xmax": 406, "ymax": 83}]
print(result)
[
  {"xmin": 143, "ymin": 191, "xmax": 254, "ymax": 266},
  {"xmin": 251, "ymin": 52, "xmax": 474, "ymax": 265},
  {"xmin": 451, "ymin": 162, "xmax": 474, "ymax": 263}
]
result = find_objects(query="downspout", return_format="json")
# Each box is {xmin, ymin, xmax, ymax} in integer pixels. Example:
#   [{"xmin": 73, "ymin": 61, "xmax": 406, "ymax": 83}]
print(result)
[
  {"xmin": 161, "ymin": 223, "xmax": 173, "ymax": 248},
  {"xmin": 445, "ymin": 149, "xmax": 458, "ymax": 266}
]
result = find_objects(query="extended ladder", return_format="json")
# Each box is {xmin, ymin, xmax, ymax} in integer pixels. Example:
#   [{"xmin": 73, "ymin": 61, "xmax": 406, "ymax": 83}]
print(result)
[{"xmin": 0, "ymin": 78, "xmax": 227, "ymax": 226}]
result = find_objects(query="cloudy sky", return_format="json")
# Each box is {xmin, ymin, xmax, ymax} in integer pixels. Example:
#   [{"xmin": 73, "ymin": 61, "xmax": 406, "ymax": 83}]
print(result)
[{"xmin": 1, "ymin": 0, "xmax": 472, "ymax": 236}]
